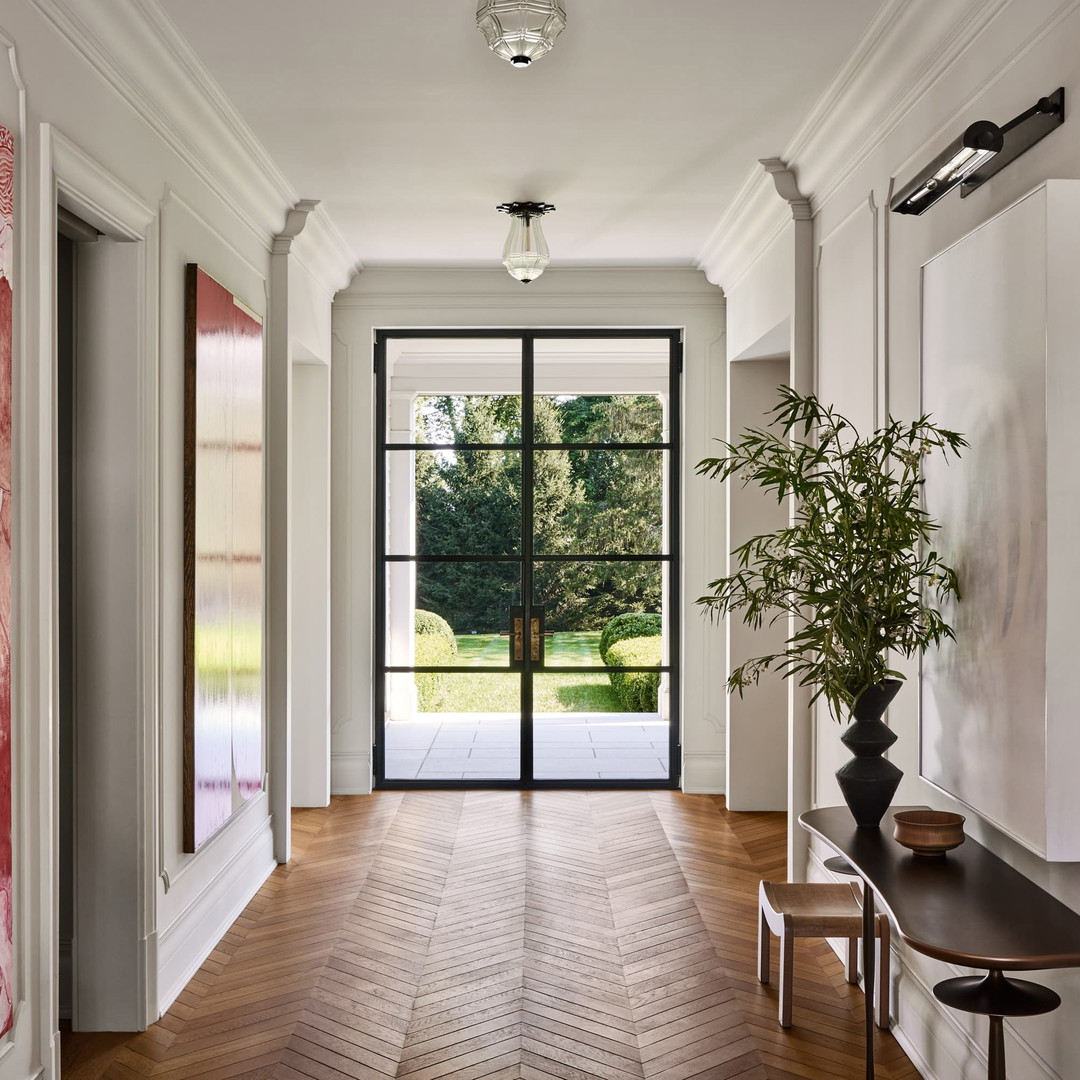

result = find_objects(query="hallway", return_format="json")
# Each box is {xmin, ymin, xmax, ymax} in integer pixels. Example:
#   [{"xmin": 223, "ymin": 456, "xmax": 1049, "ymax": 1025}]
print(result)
[{"xmin": 67, "ymin": 792, "xmax": 919, "ymax": 1080}]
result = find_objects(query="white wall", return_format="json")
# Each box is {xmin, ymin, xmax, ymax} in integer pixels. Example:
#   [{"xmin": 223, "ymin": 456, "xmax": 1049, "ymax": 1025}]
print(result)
[
  {"xmin": 330, "ymin": 267, "xmax": 726, "ymax": 796},
  {"xmin": 0, "ymin": 3, "xmax": 346, "ymax": 1076},
  {"xmin": 715, "ymin": 1, "xmax": 1080, "ymax": 1076},
  {"xmin": 290, "ymin": 360, "xmax": 331, "ymax": 807},
  {"xmin": 724, "ymin": 356, "xmax": 789, "ymax": 810},
  {"xmin": 724, "ymin": 228, "xmax": 793, "ymax": 364}
]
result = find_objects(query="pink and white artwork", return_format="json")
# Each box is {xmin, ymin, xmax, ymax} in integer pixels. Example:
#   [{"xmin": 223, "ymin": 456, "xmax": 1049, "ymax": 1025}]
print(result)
[
  {"xmin": 0, "ymin": 122, "xmax": 14, "ymax": 1037},
  {"xmin": 183, "ymin": 266, "xmax": 263, "ymax": 852}
]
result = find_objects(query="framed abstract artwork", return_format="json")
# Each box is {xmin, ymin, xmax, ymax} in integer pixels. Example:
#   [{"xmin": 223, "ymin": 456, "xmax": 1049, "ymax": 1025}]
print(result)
[
  {"xmin": 183, "ymin": 265, "xmax": 264, "ymax": 853},
  {"xmin": 0, "ymin": 121, "xmax": 13, "ymax": 1038},
  {"xmin": 920, "ymin": 182, "xmax": 1080, "ymax": 861}
]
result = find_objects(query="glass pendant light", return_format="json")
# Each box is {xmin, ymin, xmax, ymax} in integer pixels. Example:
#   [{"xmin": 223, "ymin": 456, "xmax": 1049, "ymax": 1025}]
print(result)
[
  {"xmin": 476, "ymin": 1, "xmax": 567, "ymax": 67},
  {"xmin": 496, "ymin": 202, "xmax": 555, "ymax": 284}
]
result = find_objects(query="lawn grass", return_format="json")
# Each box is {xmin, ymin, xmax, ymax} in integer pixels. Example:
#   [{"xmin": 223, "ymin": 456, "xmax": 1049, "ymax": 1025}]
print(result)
[
  {"xmin": 452, "ymin": 630, "xmax": 604, "ymax": 667},
  {"xmin": 420, "ymin": 631, "xmax": 622, "ymax": 712}
]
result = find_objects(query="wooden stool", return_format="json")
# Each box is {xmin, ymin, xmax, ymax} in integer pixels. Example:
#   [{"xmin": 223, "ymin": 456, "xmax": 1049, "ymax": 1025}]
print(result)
[{"xmin": 758, "ymin": 880, "xmax": 890, "ymax": 1029}]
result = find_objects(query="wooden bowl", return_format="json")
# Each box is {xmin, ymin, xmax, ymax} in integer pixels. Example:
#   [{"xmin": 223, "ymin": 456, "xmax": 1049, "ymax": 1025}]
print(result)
[{"xmin": 892, "ymin": 810, "xmax": 966, "ymax": 856}]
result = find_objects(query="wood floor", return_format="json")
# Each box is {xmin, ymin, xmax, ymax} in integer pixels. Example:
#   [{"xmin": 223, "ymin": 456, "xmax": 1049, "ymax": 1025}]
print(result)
[{"xmin": 65, "ymin": 792, "xmax": 922, "ymax": 1080}]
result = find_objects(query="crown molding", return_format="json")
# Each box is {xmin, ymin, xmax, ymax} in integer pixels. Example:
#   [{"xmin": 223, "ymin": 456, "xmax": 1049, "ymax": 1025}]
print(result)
[
  {"xmin": 292, "ymin": 205, "xmax": 361, "ymax": 296},
  {"xmin": 334, "ymin": 266, "xmax": 724, "ymax": 311},
  {"xmin": 30, "ymin": 0, "xmax": 356, "ymax": 285},
  {"xmin": 696, "ymin": 0, "xmax": 1024, "ymax": 289},
  {"xmin": 274, "ymin": 197, "xmax": 359, "ymax": 296}
]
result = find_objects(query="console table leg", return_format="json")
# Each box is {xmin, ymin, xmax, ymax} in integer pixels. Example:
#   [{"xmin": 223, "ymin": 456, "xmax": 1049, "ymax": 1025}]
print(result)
[
  {"xmin": 862, "ymin": 883, "xmax": 875, "ymax": 1079},
  {"xmin": 988, "ymin": 1015, "xmax": 1005, "ymax": 1080},
  {"xmin": 934, "ymin": 969, "xmax": 1060, "ymax": 1080}
]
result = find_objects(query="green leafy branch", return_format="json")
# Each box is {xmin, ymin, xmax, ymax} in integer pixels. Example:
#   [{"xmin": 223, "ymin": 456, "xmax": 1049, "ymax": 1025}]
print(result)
[{"xmin": 696, "ymin": 386, "xmax": 966, "ymax": 721}]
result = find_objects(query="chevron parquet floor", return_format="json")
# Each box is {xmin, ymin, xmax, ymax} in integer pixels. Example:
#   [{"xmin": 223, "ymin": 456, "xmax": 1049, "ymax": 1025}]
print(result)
[{"xmin": 64, "ymin": 793, "xmax": 922, "ymax": 1080}]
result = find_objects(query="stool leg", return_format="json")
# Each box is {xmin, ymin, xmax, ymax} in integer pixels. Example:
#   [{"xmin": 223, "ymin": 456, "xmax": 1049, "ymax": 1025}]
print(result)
[
  {"xmin": 875, "ymin": 915, "xmax": 891, "ymax": 1029},
  {"xmin": 758, "ymin": 904, "xmax": 770, "ymax": 984},
  {"xmin": 779, "ymin": 925, "xmax": 794, "ymax": 1028},
  {"xmin": 846, "ymin": 937, "xmax": 858, "ymax": 984}
]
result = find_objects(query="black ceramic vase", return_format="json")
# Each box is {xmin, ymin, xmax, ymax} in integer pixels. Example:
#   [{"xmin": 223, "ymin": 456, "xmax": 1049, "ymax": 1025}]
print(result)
[{"xmin": 834, "ymin": 679, "xmax": 903, "ymax": 828}]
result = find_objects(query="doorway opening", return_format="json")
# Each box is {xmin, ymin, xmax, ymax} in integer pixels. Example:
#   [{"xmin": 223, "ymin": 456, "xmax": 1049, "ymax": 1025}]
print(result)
[
  {"xmin": 56, "ymin": 201, "xmax": 146, "ymax": 1031},
  {"xmin": 374, "ymin": 329, "xmax": 681, "ymax": 788}
]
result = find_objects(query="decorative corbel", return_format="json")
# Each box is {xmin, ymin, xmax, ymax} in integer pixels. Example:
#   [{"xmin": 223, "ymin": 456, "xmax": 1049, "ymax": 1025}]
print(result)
[
  {"xmin": 759, "ymin": 158, "xmax": 811, "ymax": 221},
  {"xmin": 273, "ymin": 198, "xmax": 320, "ymax": 254}
]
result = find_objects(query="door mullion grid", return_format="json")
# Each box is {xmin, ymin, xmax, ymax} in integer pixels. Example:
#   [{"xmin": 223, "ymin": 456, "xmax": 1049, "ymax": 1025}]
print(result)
[
  {"xmin": 373, "ymin": 328, "xmax": 680, "ymax": 790},
  {"xmin": 520, "ymin": 334, "xmax": 535, "ymax": 783}
]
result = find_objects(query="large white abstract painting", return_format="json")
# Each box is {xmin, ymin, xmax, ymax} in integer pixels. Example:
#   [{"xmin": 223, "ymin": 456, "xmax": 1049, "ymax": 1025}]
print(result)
[{"xmin": 920, "ymin": 181, "xmax": 1080, "ymax": 860}]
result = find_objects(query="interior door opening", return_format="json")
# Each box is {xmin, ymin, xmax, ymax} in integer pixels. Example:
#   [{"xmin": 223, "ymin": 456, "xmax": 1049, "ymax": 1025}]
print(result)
[{"xmin": 374, "ymin": 330, "xmax": 681, "ymax": 789}]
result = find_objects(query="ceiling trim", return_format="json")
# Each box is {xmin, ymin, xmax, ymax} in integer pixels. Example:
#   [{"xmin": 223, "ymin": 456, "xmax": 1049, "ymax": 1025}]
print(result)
[
  {"xmin": 291, "ymin": 205, "xmax": 359, "ymax": 295},
  {"xmin": 30, "ymin": 0, "xmax": 356, "ymax": 289},
  {"xmin": 696, "ymin": 0, "xmax": 1026, "ymax": 289},
  {"xmin": 335, "ymin": 267, "xmax": 724, "ymax": 311}
]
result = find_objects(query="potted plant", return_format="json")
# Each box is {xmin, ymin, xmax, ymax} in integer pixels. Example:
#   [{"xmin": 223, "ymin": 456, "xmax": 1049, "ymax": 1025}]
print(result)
[{"xmin": 696, "ymin": 386, "xmax": 965, "ymax": 827}]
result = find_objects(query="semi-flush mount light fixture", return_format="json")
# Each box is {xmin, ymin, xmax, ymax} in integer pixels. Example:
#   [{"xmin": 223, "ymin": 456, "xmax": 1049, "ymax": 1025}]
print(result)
[
  {"xmin": 891, "ymin": 87, "xmax": 1064, "ymax": 215},
  {"xmin": 496, "ymin": 202, "xmax": 555, "ymax": 283},
  {"xmin": 476, "ymin": 0, "xmax": 566, "ymax": 67}
]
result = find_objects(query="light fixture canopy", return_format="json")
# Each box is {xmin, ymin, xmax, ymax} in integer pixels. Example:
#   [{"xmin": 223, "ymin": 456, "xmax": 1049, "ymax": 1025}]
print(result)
[
  {"xmin": 477, "ymin": 0, "xmax": 566, "ymax": 67},
  {"xmin": 497, "ymin": 201, "xmax": 555, "ymax": 283},
  {"xmin": 892, "ymin": 87, "xmax": 1064, "ymax": 215}
]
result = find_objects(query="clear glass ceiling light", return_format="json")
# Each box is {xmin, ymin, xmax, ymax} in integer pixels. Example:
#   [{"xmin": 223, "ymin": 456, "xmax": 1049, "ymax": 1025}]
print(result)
[
  {"xmin": 497, "ymin": 202, "xmax": 555, "ymax": 284},
  {"xmin": 477, "ymin": 0, "xmax": 567, "ymax": 67}
]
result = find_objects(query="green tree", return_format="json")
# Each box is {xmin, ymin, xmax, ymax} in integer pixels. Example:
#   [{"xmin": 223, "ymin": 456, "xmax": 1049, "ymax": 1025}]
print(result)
[
  {"xmin": 414, "ymin": 395, "xmax": 522, "ymax": 630},
  {"xmin": 412, "ymin": 393, "xmax": 666, "ymax": 634},
  {"xmin": 546, "ymin": 396, "xmax": 664, "ymax": 628}
]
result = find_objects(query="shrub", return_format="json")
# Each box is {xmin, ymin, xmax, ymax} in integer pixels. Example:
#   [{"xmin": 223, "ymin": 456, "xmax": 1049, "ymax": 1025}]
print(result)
[
  {"xmin": 599, "ymin": 612, "xmax": 661, "ymax": 663},
  {"xmin": 414, "ymin": 609, "xmax": 457, "ymax": 710},
  {"xmin": 605, "ymin": 635, "xmax": 662, "ymax": 712},
  {"xmin": 414, "ymin": 609, "xmax": 457, "ymax": 652}
]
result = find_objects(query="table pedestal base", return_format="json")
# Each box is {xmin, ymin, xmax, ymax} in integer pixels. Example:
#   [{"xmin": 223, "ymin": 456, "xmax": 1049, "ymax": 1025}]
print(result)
[{"xmin": 934, "ymin": 970, "xmax": 1060, "ymax": 1080}]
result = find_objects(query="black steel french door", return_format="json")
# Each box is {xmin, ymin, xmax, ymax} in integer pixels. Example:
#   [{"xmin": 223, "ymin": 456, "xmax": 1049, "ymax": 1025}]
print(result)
[{"xmin": 374, "ymin": 328, "xmax": 681, "ymax": 788}]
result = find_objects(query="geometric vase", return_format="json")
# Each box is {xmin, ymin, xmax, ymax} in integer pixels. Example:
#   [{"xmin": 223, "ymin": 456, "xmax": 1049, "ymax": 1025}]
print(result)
[{"xmin": 834, "ymin": 678, "xmax": 904, "ymax": 828}]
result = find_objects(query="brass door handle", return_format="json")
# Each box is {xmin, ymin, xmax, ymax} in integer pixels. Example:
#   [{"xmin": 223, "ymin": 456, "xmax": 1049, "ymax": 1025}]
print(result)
[
  {"xmin": 513, "ymin": 617, "xmax": 524, "ymax": 662},
  {"xmin": 530, "ymin": 618, "xmax": 541, "ymax": 661}
]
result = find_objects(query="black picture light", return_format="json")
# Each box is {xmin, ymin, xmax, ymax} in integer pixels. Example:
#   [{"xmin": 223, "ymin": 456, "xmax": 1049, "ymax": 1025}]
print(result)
[{"xmin": 891, "ymin": 87, "xmax": 1064, "ymax": 215}]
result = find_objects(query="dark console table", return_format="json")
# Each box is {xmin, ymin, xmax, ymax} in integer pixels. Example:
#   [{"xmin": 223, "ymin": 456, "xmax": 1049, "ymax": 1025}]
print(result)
[{"xmin": 800, "ymin": 806, "xmax": 1080, "ymax": 1080}]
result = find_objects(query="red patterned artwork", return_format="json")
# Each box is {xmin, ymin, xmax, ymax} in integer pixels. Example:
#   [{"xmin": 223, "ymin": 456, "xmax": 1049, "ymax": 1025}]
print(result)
[
  {"xmin": 183, "ymin": 266, "xmax": 263, "ymax": 852},
  {"xmin": 0, "ymin": 123, "xmax": 13, "ymax": 1038}
]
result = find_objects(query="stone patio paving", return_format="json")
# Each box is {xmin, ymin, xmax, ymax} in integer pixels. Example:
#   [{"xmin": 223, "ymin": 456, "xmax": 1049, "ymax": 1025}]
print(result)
[{"xmin": 384, "ymin": 711, "xmax": 669, "ymax": 781}]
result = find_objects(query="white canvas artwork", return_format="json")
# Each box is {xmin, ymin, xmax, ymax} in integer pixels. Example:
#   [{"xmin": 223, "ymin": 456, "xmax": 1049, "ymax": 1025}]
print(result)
[{"xmin": 920, "ymin": 181, "xmax": 1080, "ymax": 860}]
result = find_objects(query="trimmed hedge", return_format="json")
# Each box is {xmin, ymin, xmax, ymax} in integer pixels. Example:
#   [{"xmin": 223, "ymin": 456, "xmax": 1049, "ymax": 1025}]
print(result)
[
  {"xmin": 414, "ymin": 609, "xmax": 457, "ymax": 711},
  {"xmin": 415, "ymin": 609, "xmax": 457, "ymax": 651},
  {"xmin": 605, "ymin": 635, "xmax": 662, "ymax": 712},
  {"xmin": 598, "ymin": 612, "xmax": 661, "ymax": 663}
]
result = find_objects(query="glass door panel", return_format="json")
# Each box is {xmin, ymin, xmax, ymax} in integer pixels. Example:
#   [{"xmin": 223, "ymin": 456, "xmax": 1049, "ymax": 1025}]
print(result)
[
  {"xmin": 383, "ymin": 672, "xmax": 522, "ymax": 781},
  {"xmin": 529, "ymin": 337, "xmax": 672, "ymax": 784},
  {"xmin": 385, "ymin": 562, "xmax": 521, "ymax": 667},
  {"xmin": 532, "ymin": 449, "xmax": 666, "ymax": 555},
  {"xmin": 532, "ymin": 561, "xmax": 665, "ymax": 648}
]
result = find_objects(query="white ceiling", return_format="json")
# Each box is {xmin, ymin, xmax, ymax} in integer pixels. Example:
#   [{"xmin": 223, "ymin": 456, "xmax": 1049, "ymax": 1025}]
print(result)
[{"xmin": 156, "ymin": 0, "xmax": 884, "ymax": 271}]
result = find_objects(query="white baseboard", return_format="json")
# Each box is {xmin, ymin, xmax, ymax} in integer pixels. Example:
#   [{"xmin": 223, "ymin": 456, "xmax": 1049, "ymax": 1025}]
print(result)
[
  {"xmin": 155, "ymin": 818, "xmax": 275, "ymax": 1017},
  {"xmin": 331, "ymin": 750, "xmax": 371, "ymax": 795},
  {"xmin": 681, "ymin": 751, "xmax": 726, "ymax": 794}
]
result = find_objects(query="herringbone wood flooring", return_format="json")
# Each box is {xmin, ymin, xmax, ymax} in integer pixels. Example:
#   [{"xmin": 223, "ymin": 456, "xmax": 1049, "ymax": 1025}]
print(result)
[{"xmin": 64, "ymin": 793, "xmax": 922, "ymax": 1080}]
